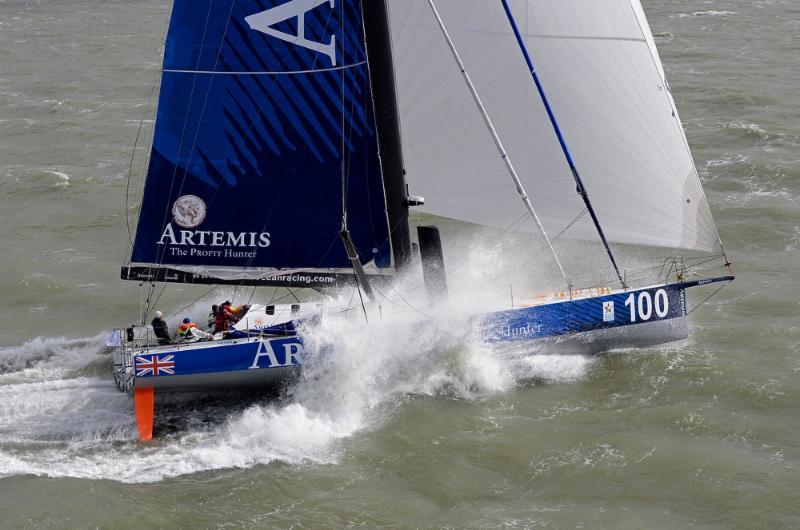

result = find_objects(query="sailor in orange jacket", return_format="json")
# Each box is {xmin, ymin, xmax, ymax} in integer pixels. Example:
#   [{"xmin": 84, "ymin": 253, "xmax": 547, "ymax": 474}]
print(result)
[
  {"xmin": 221, "ymin": 301, "xmax": 250, "ymax": 322},
  {"xmin": 177, "ymin": 317, "xmax": 212, "ymax": 343}
]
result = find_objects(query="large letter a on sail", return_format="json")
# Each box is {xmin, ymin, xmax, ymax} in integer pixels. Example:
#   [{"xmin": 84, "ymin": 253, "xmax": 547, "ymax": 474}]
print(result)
[{"xmin": 245, "ymin": 0, "xmax": 336, "ymax": 66}]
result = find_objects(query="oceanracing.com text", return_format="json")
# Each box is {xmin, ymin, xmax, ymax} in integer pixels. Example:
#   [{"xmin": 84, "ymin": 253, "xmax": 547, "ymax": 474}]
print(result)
[{"xmin": 265, "ymin": 274, "xmax": 336, "ymax": 284}]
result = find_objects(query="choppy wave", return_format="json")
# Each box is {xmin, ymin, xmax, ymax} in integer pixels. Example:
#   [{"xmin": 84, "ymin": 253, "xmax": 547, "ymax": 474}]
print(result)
[
  {"xmin": 675, "ymin": 11, "xmax": 740, "ymax": 18},
  {"xmin": 724, "ymin": 121, "xmax": 772, "ymax": 141},
  {"xmin": 705, "ymin": 154, "xmax": 751, "ymax": 169},
  {"xmin": 652, "ymin": 31, "xmax": 674, "ymax": 44},
  {"xmin": 785, "ymin": 226, "xmax": 800, "ymax": 252},
  {"xmin": 0, "ymin": 334, "xmax": 108, "ymax": 379},
  {"xmin": 0, "ymin": 306, "xmax": 596, "ymax": 483}
]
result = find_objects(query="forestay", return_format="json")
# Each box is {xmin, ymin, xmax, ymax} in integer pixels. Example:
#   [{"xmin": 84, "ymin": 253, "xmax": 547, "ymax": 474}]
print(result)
[
  {"xmin": 388, "ymin": 0, "xmax": 722, "ymax": 253},
  {"xmin": 127, "ymin": 0, "xmax": 392, "ymax": 283}
]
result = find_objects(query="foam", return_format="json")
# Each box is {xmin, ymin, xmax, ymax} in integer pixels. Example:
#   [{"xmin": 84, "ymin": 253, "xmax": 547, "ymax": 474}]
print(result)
[
  {"xmin": 676, "ymin": 11, "xmax": 739, "ymax": 18},
  {"xmin": 0, "ymin": 333, "xmax": 108, "ymax": 381},
  {"xmin": 0, "ymin": 255, "xmax": 596, "ymax": 483}
]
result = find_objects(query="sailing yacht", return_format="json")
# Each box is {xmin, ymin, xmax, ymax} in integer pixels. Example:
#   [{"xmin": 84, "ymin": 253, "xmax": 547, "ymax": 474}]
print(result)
[{"xmin": 112, "ymin": 0, "xmax": 734, "ymax": 440}]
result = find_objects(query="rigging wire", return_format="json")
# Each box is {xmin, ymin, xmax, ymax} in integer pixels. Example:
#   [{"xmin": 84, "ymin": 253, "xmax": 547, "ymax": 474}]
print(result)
[
  {"xmin": 266, "ymin": 286, "xmax": 280, "ymax": 305},
  {"xmin": 355, "ymin": 281, "xmax": 369, "ymax": 324},
  {"xmin": 138, "ymin": 1, "xmax": 219, "ymax": 322},
  {"xmin": 552, "ymin": 208, "xmax": 588, "ymax": 242},
  {"xmin": 165, "ymin": 285, "xmax": 220, "ymax": 321},
  {"xmin": 575, "ymin": 254, "xmax": 727, "ymax": 291},
  {"xmin": 370, "ymin": 279, "xmax": 432, "ymax": 319},
  {"xmin": 499, "ymin": 0, "xmax": 626, "ymax": 289},
  {"xmin": 141, "ymin": 282, "xmax": 157, "ymax": 327},
  {"xmin": 286, "ymin": 287, "xmax": 301, "ymax": 304},
  {"xmin": 688, "ymin": 281, "xmax": 730, "ymax": 316},
  {"xmin": 150, "ymin": 0, "xmax": 218, "ymax": 273},
  {"xmin": 124, "ymin": 7, "xmax": 172, "ymax": 256},
  {"xmin": 124, "ymin": 119, "xmax": 148, "ymax": 250},
  {"xmin": 340, "ymin": 1, "xmax": 375, "ymax": 319},
  {"xmin": 418, "ymin": 200, "xmax": 582, "ymax": 295},
  {"xmin": 148, "ymin": 282, "xmax": 169, "ymax": 316},
  {"xmin": 246, "ymin": 286, "xmax": 258, "ymax": 306},
  {"xmin": 505, "ymin": 211, "xmax": 533, "ymax": 233},
  {"xmin": 426, "ymin": 0, "xmax": 569, "ymax": 290},
  {"xmin": 266, "ymin": 290, "xmax": 308, "ymax": 306}
]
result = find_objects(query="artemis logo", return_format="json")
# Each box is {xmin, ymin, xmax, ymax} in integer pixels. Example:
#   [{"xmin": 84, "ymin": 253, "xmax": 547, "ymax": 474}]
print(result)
[
  {"xmin": 245, "ymin": 0, "xmax": 336, "ymax": 66},
  {"xmin": 157, "ymin": 225, "xmax": 271, "ymax": 249},
  {"xmin": 249, "ymin": 339, "xmax": 304, "ymax": 369},
  {"xmin": 172, "ymin": 195, "xmax": 206, "ymax": 228}
]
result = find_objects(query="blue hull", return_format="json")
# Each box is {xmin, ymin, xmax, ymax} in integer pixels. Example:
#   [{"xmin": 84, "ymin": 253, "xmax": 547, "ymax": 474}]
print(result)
[
  {"xmin": 479, "ymin": 283, "xmax": 686, "ymax": 343},
  {"xmin": 123, "ymin": 336, "xmax": 304, "ymax": 391},
  {"xmin": 122, "ymin": 279, "xmax": 729, "ymax": 393}
]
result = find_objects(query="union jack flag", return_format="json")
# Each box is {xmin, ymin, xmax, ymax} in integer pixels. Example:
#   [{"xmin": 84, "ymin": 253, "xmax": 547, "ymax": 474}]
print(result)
[{"xmin": 135, "ymin": 354, "xmax": 175, "ymax": 377}]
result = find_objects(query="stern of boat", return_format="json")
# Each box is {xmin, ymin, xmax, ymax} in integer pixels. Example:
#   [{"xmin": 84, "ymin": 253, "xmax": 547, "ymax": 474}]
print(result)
[{"xmin": 111, "ymin": 327, "xmax": 149, "ymax": 394}]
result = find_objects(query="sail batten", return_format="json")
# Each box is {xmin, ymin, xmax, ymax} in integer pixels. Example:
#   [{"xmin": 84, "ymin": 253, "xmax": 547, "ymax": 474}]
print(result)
[{"xmin": 162, "ymin": 62, "xmax": 368, "ymax": 75}]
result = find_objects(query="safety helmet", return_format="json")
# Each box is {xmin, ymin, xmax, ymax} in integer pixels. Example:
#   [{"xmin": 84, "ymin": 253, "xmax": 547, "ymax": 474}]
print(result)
[
  {"xmin": 155, "ymin": 310, "xmax": 163, "ymax": 319},
  {"xmin": 183, "ymin": 317, "xmax": 191, "ymax": 324}
]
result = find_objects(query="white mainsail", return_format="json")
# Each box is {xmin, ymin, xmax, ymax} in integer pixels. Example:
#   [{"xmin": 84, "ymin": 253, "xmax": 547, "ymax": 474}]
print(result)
[{"xmin": 388, "ymin": 0, "xmax": 722, "ymax": 253}]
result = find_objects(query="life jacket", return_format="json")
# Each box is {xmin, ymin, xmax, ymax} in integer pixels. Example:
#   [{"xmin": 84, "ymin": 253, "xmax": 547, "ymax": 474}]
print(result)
[
  {"xmin": 178, "ymin": 322, "xmax": 197, "ymax": 337},
  {"xmin": 222, "ymin": 303, "xmax": 241, "ymax": 323},
  {"xmin": 214, "ymin": 310, "xmax": 230, "ymax": 332}
]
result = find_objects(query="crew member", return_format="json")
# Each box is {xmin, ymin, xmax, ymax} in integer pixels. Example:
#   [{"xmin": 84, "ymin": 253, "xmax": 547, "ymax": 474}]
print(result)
[
  {"xmin": 214, "ymin": 305, "xmax": 231, "ymax": 333},
  {"xmin": 207, "ymin": 304, "xmax": 218, "ymax": 330},
  {"xmin": 221, "ymin": 301, "xmax": 250, "ymax": 322},
  {"xmin": 178, "ymin": 317, "xmax": 212, "ymax": 343},
  {"xmin": 151, "ymin": 310, "xmax": 174, "ymax": 346}
]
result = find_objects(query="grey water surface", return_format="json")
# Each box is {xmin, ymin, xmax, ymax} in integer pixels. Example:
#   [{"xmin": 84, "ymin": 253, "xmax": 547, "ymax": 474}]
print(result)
[{"xmin": 1, "ymin": 0, "xmax": 799, "ymax": 527}]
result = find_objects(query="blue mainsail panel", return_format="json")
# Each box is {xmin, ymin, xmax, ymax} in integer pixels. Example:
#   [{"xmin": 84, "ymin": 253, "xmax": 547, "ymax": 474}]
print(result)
[{"xmin": 131, "ymin": 0, "xmax": 391, "ymax": 273}]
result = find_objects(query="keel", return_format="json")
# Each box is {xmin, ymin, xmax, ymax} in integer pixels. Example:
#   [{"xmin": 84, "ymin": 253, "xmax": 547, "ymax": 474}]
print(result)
[{"xmin": 134, "ymin": 387, "xmax": 154, "ymax": 441}]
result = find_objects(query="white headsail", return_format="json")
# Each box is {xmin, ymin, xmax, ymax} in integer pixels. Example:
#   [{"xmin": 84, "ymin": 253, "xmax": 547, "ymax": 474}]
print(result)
[{"xmin": 388, "ymin": 0, "xmax": 723, "ymax": 253}]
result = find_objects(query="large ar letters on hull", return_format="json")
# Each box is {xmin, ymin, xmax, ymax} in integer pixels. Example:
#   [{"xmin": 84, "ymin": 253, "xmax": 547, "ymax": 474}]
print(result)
[
  {"xmin": 249, "ymin": 339, "xmax": 304, "ymax": 369},
  {"xmin": 245, "ymin": 0, "xmax": 336, "ymax": 66}
]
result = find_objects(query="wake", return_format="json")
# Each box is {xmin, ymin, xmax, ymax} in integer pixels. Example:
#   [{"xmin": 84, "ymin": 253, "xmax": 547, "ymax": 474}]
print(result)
[{"xmin": 0, "ymin": 310, "xmax": 596, "ymax": 483}]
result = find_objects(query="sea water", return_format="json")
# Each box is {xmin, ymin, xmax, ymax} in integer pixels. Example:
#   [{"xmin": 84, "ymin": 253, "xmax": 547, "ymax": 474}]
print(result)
[{"xmin": 1, "ymin": 1, "xmax": 799, "ymax": 527}]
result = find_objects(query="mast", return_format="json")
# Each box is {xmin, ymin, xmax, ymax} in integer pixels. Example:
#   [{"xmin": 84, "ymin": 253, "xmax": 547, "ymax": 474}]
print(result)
[
  {"xmin": 361, "ymin": 0, "xmax": 412, "ymax": 271},
  {"xmin": 500, "ymin": 0, "xmax": 627, "ymax": 289}
]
